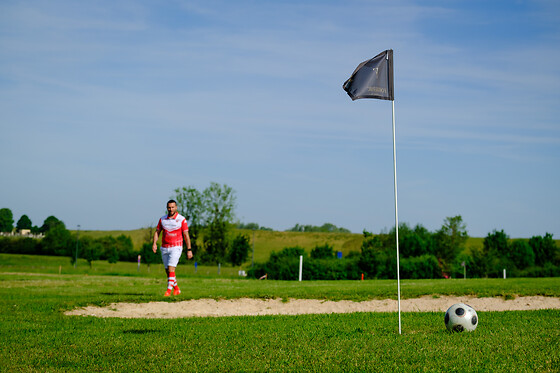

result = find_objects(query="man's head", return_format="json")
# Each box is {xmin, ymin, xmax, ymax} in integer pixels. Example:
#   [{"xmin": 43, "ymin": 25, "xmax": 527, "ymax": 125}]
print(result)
[{"xmin": 167, "ymin": 200, "xmax": 178, "ymax": 217}]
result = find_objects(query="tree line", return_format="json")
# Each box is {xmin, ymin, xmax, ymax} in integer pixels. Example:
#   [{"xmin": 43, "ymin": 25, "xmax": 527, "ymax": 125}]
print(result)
[
  {"xmin": 249, "ymin": 216, "xmax": 559, "ymax": 280},
  {"xmin": 1, "ymin": 192, "xmax": 558, "ymax": 278},
  {"xmin": 0, "ymin": 210, "xmax": 136, "ymax": 267},
  {"xmin": 286, "ymin": 223, "xmax": 351, "ymax": 233},
  {"xmin": 0, "ymin": 182, "xmax": 251, "ymax": 268},
  {"xmin": 0, "ymin": 208, "xmax": 58, "ymax": 234}
]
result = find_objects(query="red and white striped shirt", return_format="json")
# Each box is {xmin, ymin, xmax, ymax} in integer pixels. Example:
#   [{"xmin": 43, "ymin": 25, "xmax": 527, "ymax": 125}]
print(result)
[{"xmin": 157, "ymin": 213, "xmax": 188, "ymax": 248}]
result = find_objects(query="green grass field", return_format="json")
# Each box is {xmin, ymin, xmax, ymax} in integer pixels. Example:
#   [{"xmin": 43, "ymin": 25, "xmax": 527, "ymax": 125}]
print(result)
[{"xmin": 1, "ymin": 254, "xmax": 559, "ymax": 371}]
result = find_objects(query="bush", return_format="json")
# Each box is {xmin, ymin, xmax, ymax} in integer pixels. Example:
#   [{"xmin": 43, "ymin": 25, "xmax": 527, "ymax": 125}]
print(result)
[
  {"xmin": 529, "ymin": 233, "xmax": 558, "ymax": 266},
  {"xmin": 228, "ymin": 234, "xmax": 250, "ymax": 266},
  {"xmin": 114, "ymin": 235, "xmax": 135, "ymax": 261},
  {"xmin": 0, "ymin": 232, "xmax": 137, "ymax": 264},
  {"xmin": 0, "ymin": 237, "xmax": 40, "ymax": 255},
  {"xmin": 248, "ymin": 244, "xmax": 363, "ymax": 281},
  {"xmin": 508, "ymin": 240, "xmax": 535, "ymax": 269},
  {"xmin": 358, "ymin": 233, "xmax": 396, "ymax": 279},
  {"xmin": 310, "ymin": 243, "xmax": 334, "ymax": 259},
  {"xmin": 304, "ymin": 258, "xmax": 360, "ymax": 280},
  {"xmin": 400, "ymin": 255, "xmax": 442, "ymax": 279},
  {"xmin": 40, "ymin": 225, "xmax": 73, "ymax": 256},
  {"xmin": 399, "ymin": 223, "xmax": 436, "ymax": 258},
  {"xmin": 518, "ymin": 264, "xmax": 560, "ymax": 278},
  {"xmin": 139, "ymin": 242, "xmax": 162, "ymax": 267}
]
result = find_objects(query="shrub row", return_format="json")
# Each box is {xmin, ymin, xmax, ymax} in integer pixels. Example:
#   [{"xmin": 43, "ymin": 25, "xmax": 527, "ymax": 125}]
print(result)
[
  {"xmin": 0, "ymin": 234, "xmax": 137, "ymax": 263},
  {"xmin": 247, "ymin": 246, "xmax": 446, "ymax": 281},
  {"xmin": 248, "ymin": 237, "xmax": 560, "ymax": 281}
]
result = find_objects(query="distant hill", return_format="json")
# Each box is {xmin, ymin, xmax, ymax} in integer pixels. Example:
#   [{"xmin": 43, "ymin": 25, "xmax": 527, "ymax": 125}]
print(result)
[
  {"xmin": 73, "ymin": 228, "xmax": 494, "ymax": 264},
  {"xmin": 75, "ymin": 228, "xmax": 363, "ymax": 263}
]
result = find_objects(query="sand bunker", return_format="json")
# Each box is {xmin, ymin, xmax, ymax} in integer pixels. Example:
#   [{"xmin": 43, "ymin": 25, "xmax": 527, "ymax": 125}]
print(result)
[{"xmin": 65, "ymin": 296, "xmax": 560, "ymax": 318}]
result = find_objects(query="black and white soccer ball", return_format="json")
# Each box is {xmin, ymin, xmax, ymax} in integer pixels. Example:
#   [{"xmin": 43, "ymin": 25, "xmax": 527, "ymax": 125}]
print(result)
[{"xmin": 444, "ymin": 303, "xmax": 478, "ymax": 332}]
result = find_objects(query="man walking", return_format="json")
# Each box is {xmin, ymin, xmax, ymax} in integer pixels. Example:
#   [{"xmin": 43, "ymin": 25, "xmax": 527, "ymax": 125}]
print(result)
[{"xmin": 153, "ymin": 200, "xmax": 193, "ymax": 296}]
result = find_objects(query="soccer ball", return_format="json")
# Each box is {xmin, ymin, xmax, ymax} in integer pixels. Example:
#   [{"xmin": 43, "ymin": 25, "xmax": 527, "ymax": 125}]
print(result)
[{"xmin": 444, "ymin": 303, "xmax": 478, "ymax": 332}]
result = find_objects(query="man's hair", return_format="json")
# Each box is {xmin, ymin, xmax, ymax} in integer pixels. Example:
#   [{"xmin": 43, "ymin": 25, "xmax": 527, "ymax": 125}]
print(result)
[{"xmin": 167, "ymin": 199, "xmax": 177, "ymax": 206}]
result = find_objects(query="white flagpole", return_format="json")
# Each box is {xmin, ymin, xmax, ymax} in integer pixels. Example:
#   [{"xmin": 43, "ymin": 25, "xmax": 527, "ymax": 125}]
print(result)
[{"xmin": 392, "ymin": 99, "xmax": 402, "ymax": 335}]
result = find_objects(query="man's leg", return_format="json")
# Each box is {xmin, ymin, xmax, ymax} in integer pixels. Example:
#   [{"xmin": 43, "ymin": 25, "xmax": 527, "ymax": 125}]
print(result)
[
  {"xmin": 161, "ymin": 248, "xmax": 174, "ymax": 297},
  {"xmin": 169, "ymin": 246, "xmax": 182, "ymax": 295},
  {"xmin": 165, "ymin": 265, "xmax": 176, "ymax": 297},
  {"xmin": 167, "ymin": 266, "xmax": 180, "ymax": 296}
]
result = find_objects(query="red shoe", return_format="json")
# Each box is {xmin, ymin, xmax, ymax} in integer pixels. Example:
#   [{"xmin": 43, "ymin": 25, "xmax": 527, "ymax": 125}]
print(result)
[
  {"xmin": 164, "ymin": 288, "xmax": 172, "ymax": 297},
  {"xmin": 173, "ymin": 286, "xmax": 181, "ymax": 296}
]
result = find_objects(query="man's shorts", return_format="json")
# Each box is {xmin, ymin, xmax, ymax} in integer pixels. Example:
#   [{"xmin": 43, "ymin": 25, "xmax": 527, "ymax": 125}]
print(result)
[{"xmin": 161, "ymin": 245, "xmax": 183, "ymax": 268}]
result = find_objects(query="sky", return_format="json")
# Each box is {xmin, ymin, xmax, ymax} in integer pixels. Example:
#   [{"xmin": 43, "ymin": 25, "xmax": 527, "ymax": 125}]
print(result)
[{"xmin": 1, "ymin": 0, "xmax": 559, "ymax": 238}]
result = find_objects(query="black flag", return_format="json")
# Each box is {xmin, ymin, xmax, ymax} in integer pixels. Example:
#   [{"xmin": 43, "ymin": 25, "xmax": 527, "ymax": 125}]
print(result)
[{"xmin": 343, "ymin": 49, "xmax": 394, "ymax": 101}]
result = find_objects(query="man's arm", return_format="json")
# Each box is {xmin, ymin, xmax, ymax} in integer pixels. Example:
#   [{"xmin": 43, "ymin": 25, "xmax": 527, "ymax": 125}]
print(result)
[
  {"xmin": 183, "ymin": 230, "xmax": 193, "ymax": 259},
  {"xmin": 152, "ymin": 227, "xmax": 161, "ymax": 253}
]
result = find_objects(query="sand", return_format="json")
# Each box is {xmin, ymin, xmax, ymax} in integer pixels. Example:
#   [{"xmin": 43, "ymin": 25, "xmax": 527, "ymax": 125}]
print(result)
[{"xmin": 65, "ymin": 295, "xmax": 560, "ymax": 319}]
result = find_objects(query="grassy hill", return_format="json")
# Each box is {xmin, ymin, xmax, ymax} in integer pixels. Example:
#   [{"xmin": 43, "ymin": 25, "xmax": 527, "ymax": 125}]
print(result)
[
  {"xmin": 75, "ymin": 228, "xmax": 364, "ymax": 263},
  {"xmin": 74, "ymin": 228, "xmax": 493, "ymax": 264},
  {"xmin": 237, "ymin": 229, "xmax": 364, "ymax": 262}
]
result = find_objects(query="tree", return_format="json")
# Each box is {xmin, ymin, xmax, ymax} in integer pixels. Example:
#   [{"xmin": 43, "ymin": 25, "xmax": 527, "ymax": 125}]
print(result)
[
  {"xmin": 203, "ymin": 219, "xmax": 229, "ymax": 264},
  {"xmin": 139, "ymin": 242, "xmax": 160, "ymax": 271},
  {"xmin": 237, "ymin": 222, "xmax": 260, "ymax": 230},
  {"xmin": 320, "ymin": 223, "xmax": 350, "ymax": 233},
  {"xmin": 483, "ymin": 229, "xmax": 509, "ymax": 257},
  {"xmin": 542, "ymin": 233, "xmax": 559, "ymax": 265},
  {"xmin": 41, "ymin": 224, "xmax": 72, "ymax": 256},
  {"xmin": 287, "ymin": 223, "xmax": 350, "ymax": 233},
  {"xmin": 172, "ymin": 182, "xmax": 237, "ymax": 264},
  {"xmin": 410, "ymin": 224, "xmax": 435, "ymax": 257},
  {"xmin": 482, "ymin": 229, "xmax": 510, "ymax": 276},
  {"xmin": 204, "ymin": 182, "xmax": 236, "ymax": 224},
  {"xmin": 434, "ymin": 216, "xmax": 469, "ymax": 271},
  {"xmin": 202, "ymin": 182, "xmax": 237, "ymax": 263},
  {"xmin": 0, "ymin": 208, "xmax": 14, "ymax": 233},
  {"xmin": 358, "ymin": 231, "xmax": 395, "ymax": 279},
  {"xmin": 228, "ymin": 234, "xmax": 250, "ymax": 266},
  {"xmin": 82, "ymin": 241, "xmax": 101, "ymax": 268},
  {"xmin": 463, "ymin": 246, "xmax": 487, "ymax": 278},
  {"xmin": 508, "ymin": 240, "xmax": 535, "ymax": 269},
  {"xmin": 96, "ymin": 236, "xmax": 116, "ymax": 260},
  {"xmin": 114, "ymin": 234, "xmax": 133, "ymax": 261},
  {"xmin": 41, "ymin": 216, "xmax": 64, "ymax": 233},
  {"xmin": 529, "ymin": 233, "xmax": 558, "ymax": 266},
  {"xmin": 174, "ymin": 186, "xmax": 205, "ymax": 257},
  {"xmin": 202, "ymin": 183, "xmax": 236, "ymax": 263},
  {"xmin": 107, "ymin": 246, "xmax": 119, "ymax": 264},
  {"xmin": 16, "ymin": 215, "xmax": 32, "ymax": 231},
  {"xmin": 396, "ymin": 223, "xmax": 435, "ymax": 258}
]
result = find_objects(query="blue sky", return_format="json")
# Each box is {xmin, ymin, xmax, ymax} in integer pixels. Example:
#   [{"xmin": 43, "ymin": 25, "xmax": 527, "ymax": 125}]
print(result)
[{"xmin": 1, "ymin": 0, "xmax": 559, "ymax": 238}]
